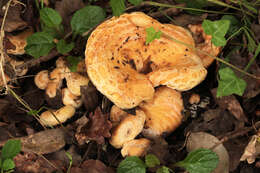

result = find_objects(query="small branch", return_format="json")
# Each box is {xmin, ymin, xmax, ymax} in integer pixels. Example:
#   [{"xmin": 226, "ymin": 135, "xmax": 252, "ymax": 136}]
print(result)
[{"xmin": 15, "ymin": 49, "xmax": 59, "ymax": 70}]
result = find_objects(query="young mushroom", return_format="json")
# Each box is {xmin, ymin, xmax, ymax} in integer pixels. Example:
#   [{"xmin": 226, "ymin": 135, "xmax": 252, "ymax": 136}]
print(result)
[
  {"xmin": 121, "ymin": 138, "xmax": 151, "ymax": 157},
  {"xmin": 139, "ymin": 86, "xmax": 183, "ymax": 138},
  {"xmin": 109, "ymin": 110, "xmax": 146, "ymax": 149},
  {"xmin": 65, "ymin": 72, "xmax": 89, "ymax": 96},
  {"xmin": 40, "ymin": 105, "xmax": 76, "ymax": 126},
  {"xmin": 34, "ymin": 70, "xmax": 49, "ymax": 90},
  {"xmin": 62, "ymin": 88, "xmax": 82, "ymax": 108},
  {"xmin": 85, "ymin": 12, "xmax": 207, "ymax": 109},
  {"xmin": 110, "ymin": 105, "xmax": 128, "ymax": 127}
]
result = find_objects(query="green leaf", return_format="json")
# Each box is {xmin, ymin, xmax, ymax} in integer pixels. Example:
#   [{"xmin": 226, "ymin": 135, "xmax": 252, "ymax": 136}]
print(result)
[
  {"xmin": 175, "ymin": 148, "xmax": 219, "ymax": 173},
  {"xmin": 66, "ymin": 56, "xmax": 82, "ymax": 72},
  {"xmin": 117, "ymin": 156, "xmax": 146, "ymax": 173},
  {"xmin": 71, "ymin": 6, "xmax": 106, "ymax": 35},
  {"xmin": 25, "ymin": 32, "xmax": 55, "ymax": 58},
  {"xmin": 40, "ymin": 7, "xmax": 62, "ymax": 28},
  {"xmin": 244, "ymin": 29, "xmax": 257, "ymax": 53},
  {"xmin": 110, "ymin": 0, "xmax": 126, "ymax": 16},
  {"xmin": 221, "ymin": 15, "xmax": 240, "ymax": 36},
  {"xmin": 128, "ymin": 0, "xmax": 143, "ymax": 6},
  {"xmin": 156, "ymin": 166, "xmax": 171, "ymax": 173},
  {"xmin": 202, "ymin": 19, "xmax": 230, "ymax": 46},
  {"xmin": 145, "ymin": 154, "xmax": 160, "ymax": 168},
  {"xmin": 1, "ymin": 140, "xmax": 21, "ymax": 160},
  {"xmin": 217, "ymin": 67, "xmax": 247, "ymax": 97},
  {"xmin": 146, "ymin": 27, "xmax": 162, "ymax": 45},
  {"xmin": 57, "ymin": 39, "xmax": 75, "ymax": 54},
  {"xmin": 2, "ymin": 159, "xmax": 15, "ymax": 171}
]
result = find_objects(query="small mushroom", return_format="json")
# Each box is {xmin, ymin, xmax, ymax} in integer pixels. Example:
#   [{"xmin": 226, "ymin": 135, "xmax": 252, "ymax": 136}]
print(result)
[
  {"xmin": 65, "ymin": 72, "xmax": 89, "ymax": 96},
  {"xmin": 34, "ymin": 70, "xmax": 49, "ymax": 90},
  {"xmin": 56, "ymin": 56, "xmax": 68, "ymax": 68},
  {"xmin": 110, "ymin": 110, "xmax": 146, "ymax": 149},
  {"xmin": 139, "ymin": 86, "xmax": 183, "ymax": 138},
  {"xmin": 189, "ymin": 93, "xmax": 200, "ymax": 104},
  {"xmin": 110, "ymin": 105, "xmax": 128, "ymax": 127},
  {"xmin": 121, "ymin": 138, "xmax": 151, "ymax": 157},
  {"xmin": 40, "ymin": 105, "xmax": 75, "ymax": 126},
  {"xmin": 62, "ymin": 88, "xmax": 82, "ymax": 108},
  {"xmin": 85, "ymin": 12, "xmax": 207, "ymax": 109}
]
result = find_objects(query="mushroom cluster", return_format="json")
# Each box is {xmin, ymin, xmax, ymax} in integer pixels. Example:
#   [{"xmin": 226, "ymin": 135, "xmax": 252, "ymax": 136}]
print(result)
[
  {"xmin": 85, "ymin": 12, "xmax": 220, "ymax": 157},
  {"xmin": 34, "ymin": 57, "xmax": 89, "ymax": 126}
]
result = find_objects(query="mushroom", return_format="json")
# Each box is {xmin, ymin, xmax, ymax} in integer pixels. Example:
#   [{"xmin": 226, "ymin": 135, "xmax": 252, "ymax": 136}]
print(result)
[
  {"xmin": 188, "ymin": 24, "xmax": 221, "ymax": 67},
  {"xmin": 85, "ymin": 12, "xmax": 207, "ymax": 109},
  {"xmin": 65, "ymin": 72, "xmax": 89, "ymax": 96},
  {"xmin": 139, "ymin": 86, "xmax": 183, "ymax": 138},
  {"xmin": 62, "ymin": 88, "xmax": 82, "ymax": 108},
  {"xmin": 109, "ymin": 110, "xmax": 146, "ymax": 148},
  {"xmin": 110, "ymin": 105, "xmax": 128, "ymax": 127},
  {"xmin": 40, "ymin": 105, "xmax": 75, "ymax": 126},
  {"xmin": 121, "ymin": 138, "xmax": 151, "ymax": 157},
  {"xmin": 34, "ymin": 70, "xmax": 49, "ymax": 90}
]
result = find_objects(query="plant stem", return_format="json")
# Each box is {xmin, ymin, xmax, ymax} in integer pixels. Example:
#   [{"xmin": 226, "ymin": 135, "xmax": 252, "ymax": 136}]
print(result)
[
  {"xmin": 143, "ymin": 1, "xmax": 235, "ymax": 15},
  {"xmin": 244, "ymin": 44, "xmax": 260, "ymax": 72}
]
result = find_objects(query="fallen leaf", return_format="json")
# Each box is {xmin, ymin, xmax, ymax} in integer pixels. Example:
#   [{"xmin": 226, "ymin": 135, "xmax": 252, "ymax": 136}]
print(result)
[
  {"xmin": 186, "ymin": 132, "xmax": 230, "ymax": 173},
  {"xmin": 240, "ymin": 134, "xmax": 260, "ymax": 164},
  {"xmin": 75, "ymin": 107, "xmax": 112, "ymax": 145},
  {"xmin": 0, "ymin": 2, "xmax": 27, "ymax": 32},
  {"xmin": 6, "ymin": 28, "xmax": 33, "ymax": 55},
  {"xmin": 81, "ymin": 83, "xmax": 101, "ymax": 112}
]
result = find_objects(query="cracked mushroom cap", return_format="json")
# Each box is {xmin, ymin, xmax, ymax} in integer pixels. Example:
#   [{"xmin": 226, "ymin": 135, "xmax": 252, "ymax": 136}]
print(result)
[
  {"xmin": 121, "ymin": 138, "xmax": 151, "ymax": 157},
  {"xmin": 109, "ymin": 110, "xmax": 146, "ymax": 149},
  {"xmin": 85, "ymin": 12, "xmax": 207, "ymax": 109},
  {"xmin": 139, "ymin": 86, "xmax": 183, "ymax": 138}
]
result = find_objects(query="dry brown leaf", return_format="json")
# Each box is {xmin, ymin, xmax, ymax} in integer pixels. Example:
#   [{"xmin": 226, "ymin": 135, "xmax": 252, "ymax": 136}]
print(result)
[
  {"xmin": 187, "ymin": 132, "xmax": 229, "ymax": 173},
  {"xmin": 71, "ymin": 160, "xmax": 115, "ymax": 173},
  {"xmin": 240, "ymin": 134, "xmax": 260, "ymax": 164},
  {"xmin": 75, "ymin": 107, "xmax": 112, "ymax": 145}
]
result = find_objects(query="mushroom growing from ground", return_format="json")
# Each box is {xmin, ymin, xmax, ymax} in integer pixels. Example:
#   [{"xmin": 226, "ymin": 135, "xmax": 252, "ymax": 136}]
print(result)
[
  {"xmin": 85, "ymin": 12, "xmax": 207, "ymax": 109},
  {"xmin": 109, "ymin": 109, "xmax": 146, "ymax": 149},
  {"xmin": 121, "ymin": 138, "xmax": 151, "ymax": 157},
  {"xmin": 139, "ymin": 86, "xmax": 183, "ymax": 138}
]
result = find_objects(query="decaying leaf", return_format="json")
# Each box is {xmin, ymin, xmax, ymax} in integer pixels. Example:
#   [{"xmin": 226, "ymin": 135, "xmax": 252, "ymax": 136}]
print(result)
[
  {"xmin": 0, "ymin": 128, "xmax": 68, "ymax": 155},
  {"xmin": 75, "ymin": 107, "xmax": 112, "ymax": 145},
  {"xmin": 71, "ymin": 160, "xmax": 115, "ymax": 173},
  {"xmin": 186, "ymin": 132, "xmax": 229, "ymax": 173},
  {"xmin": 240, "ymin": 134, "xmax": 260, "ymax": 164},
  {"xmin": 6, "ymin": 28, "xmax": 33, "ymax": 55}
]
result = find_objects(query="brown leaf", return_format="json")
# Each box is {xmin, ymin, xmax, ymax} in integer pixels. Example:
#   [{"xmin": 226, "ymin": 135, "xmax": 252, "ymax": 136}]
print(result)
[
  {"xmin": 14, "ymin": 152, "xmax": 62, "ymax": 173},
  {"xmin": 81, "ymin": 82, "xmax": 100, "ymax": 112},
  {"xmin": 55, "ymin": 0, "xmax": 84, "ymax": 30},
  {"xmin": 211, "ymin": 88, "xmax": 248, "ymax": 123},
  {"xmin": 240, "ymin": 134, "xmax": 260, "ymax": 164},
  {"xmin": 70, "ymin": 159, "xmax": 115, "ymax": 173},
  {"xmin": 75, "ymin": 107, "xmax": 112, "ymax": 145},
  {"xmin": 0, "ymin": 2, "xmax": 27, "ymax": 32}
]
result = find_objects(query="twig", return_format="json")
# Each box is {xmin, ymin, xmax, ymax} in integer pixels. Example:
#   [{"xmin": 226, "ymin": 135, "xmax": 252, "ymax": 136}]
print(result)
[{"xmin": 15, "ymin": 49, "xmax": 59, "ymax": 70}]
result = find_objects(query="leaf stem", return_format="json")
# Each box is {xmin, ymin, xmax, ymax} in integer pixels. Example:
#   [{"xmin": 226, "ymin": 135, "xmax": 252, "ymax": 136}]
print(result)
[{"xmin": 162, "ymin": 33, "xmax": 260, "ymax": 80}]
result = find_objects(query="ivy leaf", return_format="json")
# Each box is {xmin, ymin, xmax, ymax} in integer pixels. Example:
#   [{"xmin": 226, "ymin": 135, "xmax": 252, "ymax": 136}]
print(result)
[
  {"xmin": 128, "ymin": 0, "xmax": 143, "ymax": 6},
  {"xmin": 40, "ymin": 7, "xmax": 62, "ymax": 28},
  {"xmin": 110, "ymin": 0, "xmax": 126, "ymax": 16},
  {"xmin": 25, "ymin": 32, "xmax": 55, "ymax": 58},
  {"xmin": 117, "ymin": 156, "xmax": 146, "ymax": 173},
  {"xmin": 217, "ymin": 67, "xmax": 247, "ymax": 97},
  {"xmin": 156, "ymin": 166, "xmax": 171, "ymax": 173},
  {"xmin": 175, "ymin": 148, "xmax": 219, "ymax": 173},
  {"xmin": 71, "ymin": 6, "xmax": 106, "ymax": 35},
  {"xmin": 146, "ymin": 27, "xmax": 162, "ymax": 45},
  {"xmin": 202, "ymin": 19, "xmax": 230, "ymax": 46},
  {"xmin": 57, "ymin": 39, "xmax": 75, "ymax": 54},
  {"xmin": 66, "ymin": 56, "xmax": 82, "ymax": 72},
  {"xmin": 221, "ymin": 15, "xmax": 240, "ymax": 36},
  {"xmin": 145, "ymin": 154, "xmax": 160, "ymax": 168},
  {"xmin": 1, "ymin": 139, "xmax": 21, "ymax": 160},
  {"xmin": 2, "ymin": 158, "xmax": 15, "ymax": 171}
]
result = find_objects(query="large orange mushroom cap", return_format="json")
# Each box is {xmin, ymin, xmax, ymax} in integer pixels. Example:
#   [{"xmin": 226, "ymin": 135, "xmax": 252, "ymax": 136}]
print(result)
[{"xmin": 85, "ymin": 12, "xmax": 207, "ymax": 109}]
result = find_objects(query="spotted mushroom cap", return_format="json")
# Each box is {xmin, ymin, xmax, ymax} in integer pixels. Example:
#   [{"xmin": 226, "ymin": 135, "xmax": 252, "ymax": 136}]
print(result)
[{"xmin": 85, "ymin": 12, "xmax": 207, "ymax": 109}]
